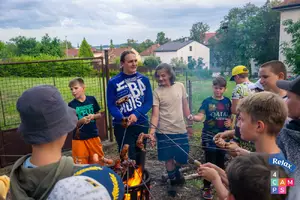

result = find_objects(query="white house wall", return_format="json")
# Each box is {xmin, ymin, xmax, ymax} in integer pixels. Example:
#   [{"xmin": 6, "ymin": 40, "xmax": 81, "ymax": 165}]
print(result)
[
  {"xmin": 176, "ymin": 41, "xmax": 210, "ymax": 69},
  {"xmin": 155, "ymin": 52, "xmax": 177, "ymax": 64},
  {"xmin": 279, "ymin": 9, "xmax": 300, "ymax": 73}
]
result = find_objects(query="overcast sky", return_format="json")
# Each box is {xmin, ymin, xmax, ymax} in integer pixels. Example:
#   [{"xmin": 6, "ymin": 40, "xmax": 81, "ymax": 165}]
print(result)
[{"xmin": 0, "ymin": 0, "xmax": 266, "ymax": 46}]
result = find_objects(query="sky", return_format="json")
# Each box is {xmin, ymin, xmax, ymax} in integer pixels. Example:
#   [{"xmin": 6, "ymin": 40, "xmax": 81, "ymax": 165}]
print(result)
[{"xmin": 0, "ymin": 0, "xmax": 267, "ymax": 47}]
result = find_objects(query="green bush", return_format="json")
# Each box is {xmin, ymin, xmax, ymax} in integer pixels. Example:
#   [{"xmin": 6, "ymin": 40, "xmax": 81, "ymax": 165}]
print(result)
[{"xmin": 0, "ymin": 54, "xmax": 97, "ymax": 77}]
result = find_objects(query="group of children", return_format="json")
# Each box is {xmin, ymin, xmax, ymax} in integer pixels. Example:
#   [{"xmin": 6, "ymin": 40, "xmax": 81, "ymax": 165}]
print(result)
[
  {"xmin": 190, "ymin": 61, "xmax": 300, "ymax": 200},
  {"xmin": 3, "ymin": 49, "xmax": 300, "ymax": 200}
]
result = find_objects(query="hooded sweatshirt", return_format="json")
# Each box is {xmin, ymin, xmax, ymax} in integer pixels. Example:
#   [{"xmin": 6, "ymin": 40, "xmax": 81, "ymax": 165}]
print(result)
[
  {"xmin": 277, "ymin": 119, "xmax": 300, "ymax": 183},
  {"xmin": 10, "ymin": 155, "xmax": 80, "ymax": 200}
]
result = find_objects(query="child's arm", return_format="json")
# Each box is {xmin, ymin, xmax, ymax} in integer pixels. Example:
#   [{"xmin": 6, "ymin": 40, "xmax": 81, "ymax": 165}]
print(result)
[
  {"xmin": 197, "ymin": 166, "xmax": 228, "ymax": 200},
  {"xmin": 107, "ymin": 80, "xmax": 124, "ymax": 121},
  {"xmin": 200, "ymin": 162, "xmax": 229, "ymax": 188},
  {"xmin": 192, "ymin": 112, "xmax": 205, "ymax": 122},
  {"xmin": 149, "ymin": 105, "xmax": 159, "ymax": 147},
  {"xmin": 231, "ymin": 85, "xmax": 242, "ymax": 114}
]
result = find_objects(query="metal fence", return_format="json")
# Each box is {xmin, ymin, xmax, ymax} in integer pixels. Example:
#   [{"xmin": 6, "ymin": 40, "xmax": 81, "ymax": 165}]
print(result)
[{"xmin": 0, "ymin": 57, "xmax": 107, "ymax": 130}]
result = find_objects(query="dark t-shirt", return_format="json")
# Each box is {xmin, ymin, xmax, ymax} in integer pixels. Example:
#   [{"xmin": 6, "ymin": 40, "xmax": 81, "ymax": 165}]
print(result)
[
  {"xmin": 68, "ymin": 96, "xmax": 100, "ymax": 140},
  {"xmin": 199, "ymin": 96, "xmax": 232, "ymax": 148}
]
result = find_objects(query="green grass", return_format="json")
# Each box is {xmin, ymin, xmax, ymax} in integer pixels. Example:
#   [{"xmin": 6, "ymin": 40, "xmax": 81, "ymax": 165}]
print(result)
[{"xmin": 0, "ymin": 76, "xmax": 234, "ymax": 130}]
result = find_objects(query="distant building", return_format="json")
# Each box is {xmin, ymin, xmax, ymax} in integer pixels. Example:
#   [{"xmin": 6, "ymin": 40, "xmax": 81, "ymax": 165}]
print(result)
[
  {"xmin": 273, "ymin": 0, "xmax": 300, "ymax": 73},
  {"xmin": 154, "ymin": 40, "xmax": 210, "ymax": 69}
]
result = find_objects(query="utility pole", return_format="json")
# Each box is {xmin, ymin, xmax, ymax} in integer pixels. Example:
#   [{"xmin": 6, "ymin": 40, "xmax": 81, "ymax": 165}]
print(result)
[{"xmin": 65, "ymin": 36, "xmax": 68, "ymax": 57}]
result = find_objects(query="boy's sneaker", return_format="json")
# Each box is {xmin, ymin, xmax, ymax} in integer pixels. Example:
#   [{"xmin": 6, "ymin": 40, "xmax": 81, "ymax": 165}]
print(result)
[
  {"xmin": 202, "ymin": 188, "xmax": 213, "ymax": 200},
  {"xmin": 167, "ymin": 182, "xmax": 177, "ymax": 197},
  {"xmin": 170, "ymin": 175, "xmax": 186, "ymax": 186}
]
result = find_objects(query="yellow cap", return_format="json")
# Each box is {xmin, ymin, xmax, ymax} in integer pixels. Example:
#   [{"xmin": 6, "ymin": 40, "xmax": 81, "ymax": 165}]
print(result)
[{"xmin": 230, "ymin": 65, "xmax": 249, "ymax": 81}]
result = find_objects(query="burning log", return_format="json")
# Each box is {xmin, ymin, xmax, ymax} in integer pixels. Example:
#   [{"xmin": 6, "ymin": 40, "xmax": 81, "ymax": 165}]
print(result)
[{"xmin": 136, "ymin": 133, "xmax": 150, "ymax": 151}]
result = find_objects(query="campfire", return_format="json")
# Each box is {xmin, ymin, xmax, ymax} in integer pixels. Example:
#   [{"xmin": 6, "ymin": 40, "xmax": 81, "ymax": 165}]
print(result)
[
  {"xmin": 123, "ymin": 167, "xmax": 151, "ymax": 200},
  {"xmin": 112, "ymin": 143, "xmax": 151, "ymax": 200}
]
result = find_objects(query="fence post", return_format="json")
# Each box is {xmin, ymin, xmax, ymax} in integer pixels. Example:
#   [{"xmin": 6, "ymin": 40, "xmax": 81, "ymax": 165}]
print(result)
[
  {"xmin": 188, "ymin": 80, "xmax": 192, "ymax": 112},
  {"xmin": 104, "ymin": 50, "xmax": 113, "ymax": 142},
  {"xmin": 51, "ymin": 65, "xmax": 56, "ymax": 86}
]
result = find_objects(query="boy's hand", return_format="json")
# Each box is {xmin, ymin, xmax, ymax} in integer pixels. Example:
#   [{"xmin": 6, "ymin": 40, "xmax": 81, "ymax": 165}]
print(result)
[
  {"xmin": 224, "ymin": 118, "xmax": 232, "ymax": 128},
  {"xmin": 187, "ymin": 114, "xmax": 194, "ymax": 121},
  {"xmin": 187, "ymin": 127, "xmax": 193, "ymax": 137},
  {"xmin": 148, "ymin": 134, "xmax": 156, "ymax": 148},
  {"xmin": 197, "ymin": 166, "xmax": 220, "ymax": 182},
  {"xmin": 235, "ymin": 147, "xmax": 251, "ymax": 156},
  {"xmin": 87, "ymin": 114, "xmax": 95, "ymax": 121},
  {"xmin": 127, "ymin": 114, "xmax": 137, "ymax": 126}
]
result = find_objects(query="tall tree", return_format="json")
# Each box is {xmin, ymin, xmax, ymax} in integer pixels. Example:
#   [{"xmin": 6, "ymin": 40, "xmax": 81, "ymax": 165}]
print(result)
[
  {"xmin": 136, "ymin": 39, "xmax": 154, "ymax": 53},
  {"xmin": 10, "ymin": 36, "xmax": 40, "ymax": 56},
  {"xmin": 100, "ymin": 44, "xmax": 103, "ymax": 51},
  {"xmin": 110, "ymin": 39, "xmax": 114, "ymax": 49},
  {"xmin": 40, "ymin": 34, "xmax": 63, "ymax": 57},
  {"xmin": 190, "ymin": 22, "xmax": 210, "ymax": 43},
  {"xmin": 156, "ymin": 32, "xmax": 171, "ymax": 45},
  {"xmin": 281, "ymin": 19, "xmax": 300, "ymax": 74},
  {"xmin": 246, "ymin": 0, "xmax": 280, "ymax": 64},
  {"xmin": 79, "ymin": 38, "xmax": 93, "ymax": 57},
  {"xmin": 208, "ymin": 3, "xmax": 260, "ymax": 72}
]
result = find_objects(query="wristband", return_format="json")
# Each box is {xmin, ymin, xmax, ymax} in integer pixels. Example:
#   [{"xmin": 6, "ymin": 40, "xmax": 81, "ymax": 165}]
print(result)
[{"xmin": 186, "ymin": 125, "xmax": 193, "ymax": 128}]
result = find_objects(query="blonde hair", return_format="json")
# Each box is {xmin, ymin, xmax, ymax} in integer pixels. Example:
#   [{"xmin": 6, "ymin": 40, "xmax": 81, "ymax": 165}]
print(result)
[{"xmin": 237, "ymin": 92, "xmax": 288, "ymax": 135}]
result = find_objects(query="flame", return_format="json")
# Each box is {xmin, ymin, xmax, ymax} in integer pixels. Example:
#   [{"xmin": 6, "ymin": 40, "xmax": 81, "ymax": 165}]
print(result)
[{"xmin": 124, "ymin": 166, "xmax": 143, "ymax": 200}]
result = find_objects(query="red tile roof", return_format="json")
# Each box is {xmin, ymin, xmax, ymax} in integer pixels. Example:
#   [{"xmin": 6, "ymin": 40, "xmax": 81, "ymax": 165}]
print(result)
[
  {"xmin": 66, "ymin": 48, "xmax": 79, "ymax": 57},
  {"xmin": 140, "ymin": 44, "xmax": 160, "ymax": 56},
  {"xmin": 273, "ymin": 0, "xmax": 300, "ymax": 10},
  {"xmin": 203, "ymin": 32, "xmax": 216, "ymax": 45}
]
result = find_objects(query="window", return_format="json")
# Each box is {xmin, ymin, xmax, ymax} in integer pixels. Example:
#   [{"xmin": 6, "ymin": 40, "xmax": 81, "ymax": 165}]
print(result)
[
  {"xmin": 188, "ymin": 56, "xmax": 192, "ymax": 62},
  {"xmin": 189, "ymin": 46, "xmax": 192, "ymax": 51}
]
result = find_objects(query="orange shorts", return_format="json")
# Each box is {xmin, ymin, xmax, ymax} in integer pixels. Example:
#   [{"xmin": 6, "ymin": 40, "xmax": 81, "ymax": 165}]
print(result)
[{"xmin": 72, "ymin": 137, "xmax": 104, "ymax": 165}]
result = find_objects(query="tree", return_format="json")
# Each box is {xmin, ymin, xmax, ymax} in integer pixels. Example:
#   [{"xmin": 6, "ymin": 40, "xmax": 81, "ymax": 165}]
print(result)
[
  {"xmin": 188, "ymin": 58, "xmax": 197, "ymax": 70},
  {"xmin": 246, "ymin": 0, "xmax": 280, "ymax": 64},
  {"xmin": 208, "ymin": 3, "xmax": 260, "ymax": 72},
  {"xmin": 61, "ymin": 40, "xmax": 73, "ymax": 50},
  {"xmin": 114, "ymin": 57, "xmax": 120, "ymax": 65},
  {"xmin": 100, "ymin": 44, "xmax": 103, "ymax": 51},
  {"xmin": 137, "ymin": 39, "xmax": 154, "ymax": 53},
  {"xmin": 143, "ymin": 56, "xmax": 161, "ymax": 68},
  {"xmin": 156, "ymin": 32, "xmax": 171, "ymax": 45},
  {"xmin": 170, "ymin": 57, "xmax": 187, "ymax": 69},
  {"xmin": 40, "ymin": 34, "xmax": 63, "ymax": 57},
  {"xmin": 78, "ymin": 38, "xmax": 93, "ymax": 57},
  {"xmin": 281, "ymin": 19, "xmax": 300, "ymax": 74},
  {"xmin": 10, "ymin": 36, "xmax": 40, "ymax": 56},
  {"xmin": 110, "ymin": 39, "xmax": 114, "ymax": 49},
  {"xmin": 190, "ymin": 22, "xmax": 210, "ymax": 43}
]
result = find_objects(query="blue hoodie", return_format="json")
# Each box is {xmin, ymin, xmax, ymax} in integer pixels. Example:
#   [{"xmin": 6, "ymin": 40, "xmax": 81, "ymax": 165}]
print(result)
[{"xmin": 107, "ymin": 72, "xmax": 153, "ymax": 125}]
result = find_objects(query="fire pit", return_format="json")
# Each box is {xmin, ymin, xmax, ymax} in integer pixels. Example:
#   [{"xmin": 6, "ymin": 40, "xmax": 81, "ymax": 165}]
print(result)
[{"xmin": 123, "ymin": 168, "xmax": 151, "ymax": 200}]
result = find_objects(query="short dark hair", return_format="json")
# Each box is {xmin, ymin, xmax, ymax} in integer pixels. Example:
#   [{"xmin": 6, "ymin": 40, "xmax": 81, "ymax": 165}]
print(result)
[
  {"xmin": 260, "ymin": 60, "xmax": 287, "ymax": 80},
  {"xmin": 227, "ymin": 153, "xmax": 289, "ymax": 200},
  {"xmin": 213, "ymin": 76, "xmax": 227, "ymax": 87},
  {"xmin": 120, "ymin": 50, "xmax": 135, "ymax": 63},
  {"xmin": 154, "ymin": 63, "xmax": 176, "ymax": 85},
  {"xmin": 69, "ymin": 77, "xmax": 85, "ymax": 87}
]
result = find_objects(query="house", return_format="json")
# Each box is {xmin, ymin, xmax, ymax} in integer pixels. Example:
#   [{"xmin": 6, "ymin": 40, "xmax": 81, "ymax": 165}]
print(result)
[
  {"xmin": 273, "ymin": 0, "xmax": 300, "ymax": 73},
  {"xmin": 154, "ymin": 40, "xmax": 210, "ymax": 69},
  {"xmin": 108, "ymin": 47, "xmax": 141, "ymax": 64},
  {"xmin": 140, "ymin": 44, "xmax": 160, "ymax": 61},
  {"xmin": 203, "ymin": 32, "xmax": 216, "ymax": 46},
  {"xmin": 65, "ymin": 48, "xmax": 79, "ymax": 57}
]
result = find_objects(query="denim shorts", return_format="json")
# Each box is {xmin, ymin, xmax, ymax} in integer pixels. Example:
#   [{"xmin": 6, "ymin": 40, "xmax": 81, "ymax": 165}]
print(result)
[{"xmin": 156, "ymin": 133, "xmax": 189, "ymax": 164}]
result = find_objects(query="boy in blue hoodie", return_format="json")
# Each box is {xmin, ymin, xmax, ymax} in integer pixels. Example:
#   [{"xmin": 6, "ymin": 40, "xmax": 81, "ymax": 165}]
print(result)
[{"xmin": 107, "ymin": 50, "xmax": 153, "ymax": 166}]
